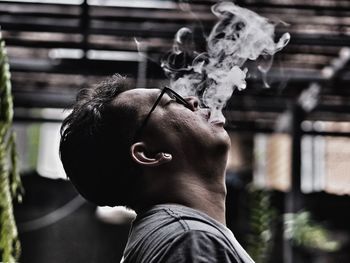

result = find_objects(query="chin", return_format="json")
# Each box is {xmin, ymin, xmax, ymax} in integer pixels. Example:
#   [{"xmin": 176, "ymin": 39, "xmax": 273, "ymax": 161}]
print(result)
[
  {"xmin": 212, "ymin": 131, "xmax": 231, "ymax": 156},
  {"xmin": 220, "ymin": 138, "xmax": 231, "ymax": 155},
  {"xmin": 218, "ymin": 128, "xmax": 231, "ymax": 147}
]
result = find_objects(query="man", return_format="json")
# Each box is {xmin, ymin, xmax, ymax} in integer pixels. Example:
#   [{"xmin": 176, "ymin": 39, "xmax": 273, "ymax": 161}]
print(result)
[{"xmin": 60, "ymin": 74, "xmax": 254, "ymax": 262}]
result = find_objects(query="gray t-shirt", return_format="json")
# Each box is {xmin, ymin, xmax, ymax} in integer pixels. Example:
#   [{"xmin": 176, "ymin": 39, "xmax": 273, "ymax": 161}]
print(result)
[{"xmin": 121, "ymin": 204, "xmax": 255, "ymax": 263}]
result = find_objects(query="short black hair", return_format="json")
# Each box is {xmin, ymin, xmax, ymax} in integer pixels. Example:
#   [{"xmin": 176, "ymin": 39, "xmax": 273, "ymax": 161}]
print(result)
[{"xmin": 60, "ymin": 74, "xmax": 142, "ymax": 208}]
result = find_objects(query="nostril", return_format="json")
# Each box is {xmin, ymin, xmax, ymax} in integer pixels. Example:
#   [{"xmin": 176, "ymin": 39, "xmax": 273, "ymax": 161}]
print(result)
[
  {"xmin": 185, "ymin": 97, "xmax": 200, "ymax": 111},
  {"xmin": 193, "ymin": 100, "xmax": 199, "ymax": 109}
]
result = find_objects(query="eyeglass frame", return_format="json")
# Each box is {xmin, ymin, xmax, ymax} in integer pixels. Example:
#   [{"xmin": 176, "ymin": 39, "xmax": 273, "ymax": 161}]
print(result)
[{"xmin": 133, "ymin": 87, "xmax": 192, "ymax": 142}]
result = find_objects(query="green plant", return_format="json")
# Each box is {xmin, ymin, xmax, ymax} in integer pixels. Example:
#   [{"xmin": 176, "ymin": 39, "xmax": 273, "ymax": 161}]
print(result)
[
  {"xmin": 246, "ymin": 186, "xmax": 277, "ymax": 263},
  {"xmin": 284, "ymin": 211, "xmax": 340, "ymax": 252},
  {"xmin": 0, "ymin": 31, "xmax": 23, "ymax": 263}
]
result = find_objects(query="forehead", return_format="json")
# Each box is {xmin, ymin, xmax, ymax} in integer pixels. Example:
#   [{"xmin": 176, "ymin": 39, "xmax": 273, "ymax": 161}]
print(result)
[
  {"xmin": 113, "ymin": 89, "xmax": 161, "ymax": 118},
  {"xmin": 113, "ymin": 88, "xmax": 161, "ymax": 111}
]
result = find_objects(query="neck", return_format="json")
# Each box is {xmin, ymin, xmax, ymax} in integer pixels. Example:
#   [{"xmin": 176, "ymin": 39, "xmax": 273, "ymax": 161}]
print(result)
[
  {"xmin": 178, "ymin": 178, "xmax": 227, "ymax": 224},
  {"xmin": 141, "ymin": 168, "xmax": 228, "ymax": 225}
]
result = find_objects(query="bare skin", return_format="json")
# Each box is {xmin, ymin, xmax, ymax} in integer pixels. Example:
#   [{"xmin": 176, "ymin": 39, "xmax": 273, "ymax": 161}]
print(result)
[{"xmin": 117, "ymin": 88, "xmax": 231, "ymax": 225}]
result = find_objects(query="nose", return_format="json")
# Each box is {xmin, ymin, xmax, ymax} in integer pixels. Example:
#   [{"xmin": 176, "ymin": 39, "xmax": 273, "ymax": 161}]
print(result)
[{"xmin": 185, "ymin": 96, "xmax": 199, "ymax": 111}]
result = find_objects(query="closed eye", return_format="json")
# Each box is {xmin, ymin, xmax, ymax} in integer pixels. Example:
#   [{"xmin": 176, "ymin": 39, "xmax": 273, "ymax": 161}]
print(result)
[
  {"xmin": 164, "ymin": 99, "xmax": 175, "ymax": 106},
  {"xmin": 164, "ymin": 93, "xmax": 178, "ymax": 104},
  {"xmin": 168, "ymin": 97, "xmax": 186, "ymax": 107},
  {"xmin": 164, "ymin": 88, "xmax": 192, "ymax": 109}
]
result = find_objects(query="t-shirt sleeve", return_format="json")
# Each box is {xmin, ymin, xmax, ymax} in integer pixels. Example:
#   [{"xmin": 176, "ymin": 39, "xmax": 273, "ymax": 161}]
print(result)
[{"xmin": 157, "ymin": 230, "xmax": 241, "ymax": 263}]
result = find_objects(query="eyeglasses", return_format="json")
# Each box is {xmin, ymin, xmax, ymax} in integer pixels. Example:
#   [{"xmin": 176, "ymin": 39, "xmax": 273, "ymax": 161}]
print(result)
[{"xmin": 133, "ymin": 87, "xmax": 191, "ymax": 141}]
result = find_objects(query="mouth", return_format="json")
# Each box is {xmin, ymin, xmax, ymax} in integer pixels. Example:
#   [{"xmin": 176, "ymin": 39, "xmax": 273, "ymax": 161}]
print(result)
[
  {"xmin": 201, "ymin": 109, "xmax": 226, "ymax": 127},
  {"xmin": 210, "ymin": 119, "xmax": 226, "ymax": 127}
]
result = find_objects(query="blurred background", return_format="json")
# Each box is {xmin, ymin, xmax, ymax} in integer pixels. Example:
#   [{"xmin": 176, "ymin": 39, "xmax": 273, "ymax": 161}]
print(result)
[{"xmin": 0, "ymin": 0, "xmax": 350, "ymax": 262}]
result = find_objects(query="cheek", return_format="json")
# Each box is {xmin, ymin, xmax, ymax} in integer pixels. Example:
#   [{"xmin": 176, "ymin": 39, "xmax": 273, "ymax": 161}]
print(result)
[
  {"xmin": 169, "ymin": 114, "xmax": 208, "ymax": 142},
  {"xmin": 169, "ymin": 112, "xmax": 196, "ymax": 129},
  {"xmin": 146, "ymin": 117, "xmax": 184, "ymax": 148},
  {"xmin": 153, "ymin": 109, "xmax": 208, "ymax": 145},
  {"xmin": 171, "ymin": 117, "xmax": 192, "ymax": 132}
]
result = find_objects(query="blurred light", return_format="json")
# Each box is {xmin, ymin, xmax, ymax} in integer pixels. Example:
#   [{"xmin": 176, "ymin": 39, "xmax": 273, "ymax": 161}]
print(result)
[
  {"xmin": 339, "ymin": 47, "xmax": 350, "ymax": 60},
  {"xmin": 322, "ymin": 47, "xmax": 350, "ymax": 79},
  {"xmin": 88, "ymin": 0, "xmax": 177, "ymax": 9},
  {"xmin": 87, "ymin": 50, "xmax": 142, "ymax": 61},
  {"xmin": 49, "ymin": 48, "xmax": 84, "ymax": 60},
  {"xmin": 298, "ymin": 83, "xmax": 320, "ymax": 112},
  {"xmin": 96, "ymin": 206, "xmax": 136, "ymax": 224},
  {"xmin": 301, "ymin": 120, "xmax": 313, "ymax": 131},
  {"xmin": 41, "ymin": 108, "xmax": 71, "ymax": 120},
  {"xmin": 0, "ymin": 0, "xmax": 83, "ymax": 4},
  {"xmin": 313, "ymin": 121, "xmax": 325, "ymax": 132},
  {"xmin": 15, "ymin": 107, "xmax": 71, "ymax": 121},
  {"xmin": 48, "ymin": 48, "xmax": 144, "ymax": 62},
  {"xmin": 37, "ymin": 122, "xmax": 66, "ymax": 179},
  {"xmin": 274, "ymin": 112, "xmax": 292, "ymax": 132},
  {"xmin": 322, "ymin": 66, "xmax": 334, "ymax": 78}
]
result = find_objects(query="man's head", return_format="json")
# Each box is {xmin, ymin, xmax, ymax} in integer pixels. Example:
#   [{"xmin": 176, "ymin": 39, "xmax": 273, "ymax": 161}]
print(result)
[{"xmin": 60, "ymin": 74, "xmax": 231, "ymax": 210}]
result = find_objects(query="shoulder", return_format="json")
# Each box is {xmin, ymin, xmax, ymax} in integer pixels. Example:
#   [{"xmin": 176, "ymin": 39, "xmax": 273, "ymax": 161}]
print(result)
[
  {"xmin": 158, "ymin": 230, "xmax": 241, "ymax": 263},
  {"xmin": 131, "ymin": 204, "xmax": 235, "ymax": 249},
  {"xmin": 124, "ymin": 205, "xmax": 254, "ymax": 263}
]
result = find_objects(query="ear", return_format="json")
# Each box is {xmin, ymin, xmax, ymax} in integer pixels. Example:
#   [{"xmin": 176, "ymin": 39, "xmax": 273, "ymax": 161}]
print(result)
[{"xmin": 130, "ymin": 142, "xmax": 172, "ymax": 167}]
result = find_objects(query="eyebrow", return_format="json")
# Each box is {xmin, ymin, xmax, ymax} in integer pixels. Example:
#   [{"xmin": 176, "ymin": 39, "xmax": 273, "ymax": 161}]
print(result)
[{"xmin": 147, "ymin": 89, "xmax": 163, "ymax": 104}]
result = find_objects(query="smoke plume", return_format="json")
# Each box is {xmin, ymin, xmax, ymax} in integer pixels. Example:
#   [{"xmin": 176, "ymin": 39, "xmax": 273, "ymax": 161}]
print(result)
[{"xmin": 161, "ymin": 2, "xmax": 290, "ymax": 122}]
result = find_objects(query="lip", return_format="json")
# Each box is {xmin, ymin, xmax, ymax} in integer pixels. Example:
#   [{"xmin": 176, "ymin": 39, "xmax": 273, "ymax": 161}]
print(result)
[
  {"xmin": 210, "ymin": 119, "xmax": 226, "ymax": 127},
  {"xmin": 200, "ymin": 109, "xmax": 226, "ymax": 127}
]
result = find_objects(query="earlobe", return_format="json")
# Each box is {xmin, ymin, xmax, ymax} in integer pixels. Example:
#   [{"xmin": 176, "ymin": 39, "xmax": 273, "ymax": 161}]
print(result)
[{"xmin": 130, "ymin": 142, "xmax": 172, "ymax": 167}]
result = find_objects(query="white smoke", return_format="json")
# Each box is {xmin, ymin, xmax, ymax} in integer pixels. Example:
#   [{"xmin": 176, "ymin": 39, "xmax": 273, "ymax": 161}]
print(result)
[{"xmin": 161, "ymin": 2, "xmax": 290, "ymax": 122}]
